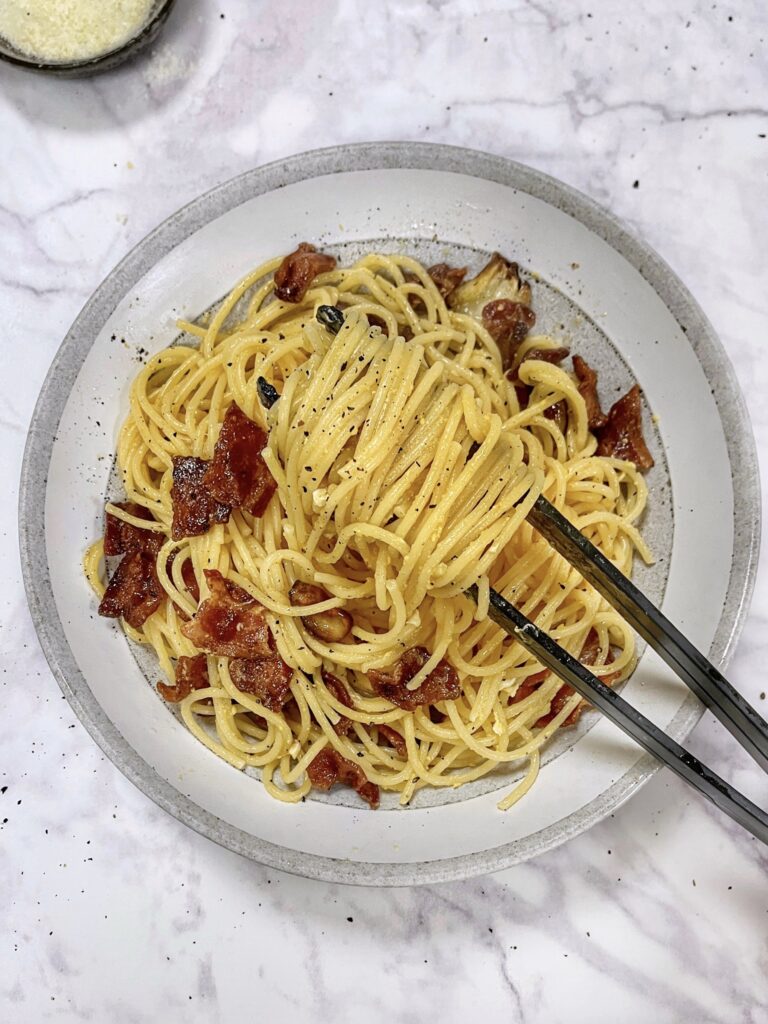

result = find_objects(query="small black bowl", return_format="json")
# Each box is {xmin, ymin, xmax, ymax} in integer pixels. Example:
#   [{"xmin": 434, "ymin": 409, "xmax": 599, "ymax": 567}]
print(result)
[{"xmin": 0, "ymin": 0, "xmax": 177, "ymax": 77}]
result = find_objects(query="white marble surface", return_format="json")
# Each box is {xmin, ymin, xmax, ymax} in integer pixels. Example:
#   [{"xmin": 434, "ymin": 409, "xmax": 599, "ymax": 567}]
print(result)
[{"xmin": 1, "ymin": 0, "xmax": 767, "ymax": 1020}]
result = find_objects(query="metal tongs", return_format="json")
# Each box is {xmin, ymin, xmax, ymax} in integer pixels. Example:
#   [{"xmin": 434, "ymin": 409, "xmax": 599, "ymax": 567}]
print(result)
[
  {"xmin": 470, "ymin": 495, "xmax": 768, "ymax": 843},
  {"xmin": 301, "ymin": 305, "xmax": 767, "ymax": 840}
]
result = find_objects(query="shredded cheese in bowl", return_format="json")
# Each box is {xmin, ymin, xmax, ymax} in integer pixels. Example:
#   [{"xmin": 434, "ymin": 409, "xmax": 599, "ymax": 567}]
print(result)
[{"xmin": 0, "ymin": 0, "xmax": 156, "ymax": 63}]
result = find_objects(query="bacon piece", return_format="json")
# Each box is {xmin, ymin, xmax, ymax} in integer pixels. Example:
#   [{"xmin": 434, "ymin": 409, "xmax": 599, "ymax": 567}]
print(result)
[
  {"xmin": 306, "ymin": 747, "xmax": 380, "ymax": 809},
  {"xmin": 157, "ymin": 654, "xmax": 209, "ymax": 703},
  {"xmin": 427, "ymin": 262, "xmax": 467, "ymax": 300},
  {"xmin": 514, "ymin": 384, "xmax": 531, "ymax": 410},
  {"xmin": 509, "ymin": 348, "xmax": 570, "ymax": 425},
  {"xmin": 171, "ymin": 457, "xmax": 230, "ymax": 540},
  {"xmin": 368, "ymin": 647, "xmax": 461, "ymax": 711},
  {"xmin": 289, "ymin": 581, "xmax": 353, "ymax": 642},
  {"xmin": 578, "ymin": 627, "xmax": 614, "ymax": 668},
  {"xmin": 520, "ymin": 346, "xmax": 570, "ymax": 369},
  {"xmin": 100, "ymin": 503, "xmax": 165, "ymax": 628},
  {"xmin": 538, "ymin": 686, "xmax": 580, "ymax": 727},
  {"xmin": 98, "ymin": 550, "xmax": 163, "ymax": 629},
  {"xmin": 509, "ymin": 668, "xmax": 549, "ymax": 708},
  {"xmin": 596, "ymin": 385, "xmax": 654, "ymax": 469},
  {"xmin": 180, "ymin": 569, "xmax": 273, "ymax": 657},
  {"xmin": 481, "ymin": 299, "xmax": 537, "ymax": 371},
  {"xmin": 289, "ymin": 581, "xmax": 335, "ymax": 604},
  {"xmin": 244, "ymin": 710, "xmax": 268, "ymax": 730},
  {"xmin": 543, "ymin": 399, "xmax": 567, "ymax": 432},
  {"xmin": 403, "ymin": 266, "xmax": 466, "ymax": 311},
  {"xmin": 508, "ymin": 346, "xmax": 570, "ymax": 390},
  {"xmin": 366, "ymin": 313, "xmax": 413, "ymax": 342},
  {"xmin": 180, "ymin": 559, "xmax": 200, "ymax": 603},
  {"xmin": 244, "ymin": 695, "xmax": 300, "ymax": 727},
  {"xmin": 403, "ymin": 273, "xmax": 428, "ymax": 315},
  {"xmin": 510, "ymin": 631, "xmax": 620, "ymax": 728},
  {"xmin": 481, "ymin": 299, "xmax": 536, "ymax": 372},
  {"xmin": 482, "ymin": 299, "xmax": 536, "ymax": 346},
  {"xmin": 321, "ymin": 669, "xmax": 355, "ymax": 735},
  {"xmin": 104, "ymin": 502, "xmax": 163, "ymax": 556},
  {"xmin": 572, "ymin": 355, "xmax": 608, "ymax": 431},
  {"xmin": 273, "ymin": 242, "xmax": 336, "ymax": 303},
  {"xmin": 202, "ymin": 404, "xmax": 277, "ymax": 517},
  {"xmin": 229, "ymin": 655, "xmax": 293, "ymax": 711},
  {"xmin": 282, "ymin": 697, "xmax": 301, "ymax": 722},
  {"xmin": 377, "ymin": 724, "xmax": 406, "ymax": 758}
]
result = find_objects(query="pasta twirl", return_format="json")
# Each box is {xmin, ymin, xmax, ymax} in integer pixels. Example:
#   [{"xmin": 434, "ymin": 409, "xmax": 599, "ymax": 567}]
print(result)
[{"xmin": 85, "ymin": 250, "xmax": 652, "ymax": 809}]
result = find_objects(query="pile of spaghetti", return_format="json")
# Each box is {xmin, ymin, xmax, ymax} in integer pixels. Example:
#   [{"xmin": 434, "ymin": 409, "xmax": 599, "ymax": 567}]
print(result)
[{"xmin": 85, "ymin": 245, "xmax": 654, "ymax": 810}]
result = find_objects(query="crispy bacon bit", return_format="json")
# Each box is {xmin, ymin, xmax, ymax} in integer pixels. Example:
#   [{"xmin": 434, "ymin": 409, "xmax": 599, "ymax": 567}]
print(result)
[
  {"xmin": 446, "ymin": 250, "xmax": 534, "ymax": 369},
  {"xmin": 306, "ymin": 747, "xmax": 380, "ymax": 809},
  {"xmin": 521, "ymin": 346, "xmax": 570, "ymax": 369},
  {"xmin": 481, "ymin": 299, "xmax": 537, "ymax": 371},
  {"xmin": 514, "ymin": 384, "xmax": 531, "ymax": 410},
  {"xmin": 540, "ymin": 631, "xmax": 621, "ymax": 727},
  {"xmin": 98, "ymin": 550, "xmax": 163, "ymax": 628},
  {"xmin": 572, "ymin": 355, "xmax": 608, "ymax": 431},
  {"xmin": 100, "ymin": 503, "xmax": 165, "ymax": 628},
  {"xmin": 528, "ymin": 347, "xmax": 569, "ymax": 366},
  {"xmin": 245, "ymin": 710, "xmax": 268, "ymax": 729},
  {"xmin": 538, "ymin": 687, "xmax": 579, "ymax": 727},
  {"xmin": 403, "ymin": 272, "xmax": 428, "ymax": 315},
  {"xmin": 203, "ymin": 404, "xmax": 277, "ymax": 517},
  {"xmin": 508, "ymin": 346, "xmax": 570, "ymax": 393},
  {"xmin": 368, "ymin": 312, "xmax": 413, "ymax": 342},
  {"xmin": 157, "ymin": 654, "xmax": 209, "ymax": 703},
  {"xmin": 245, "ymin": 697, "xmax": 298, "ymax": 727},
  {"xmin": 544, "ymin": 399, "xmax": 567, "ymax": 432},
  {"xmin": 289, "ymin": 581, "xmax": 353, "ymax": 643},
  {"xmin": 104, "ymin": 502, "xmax": 163, "ymax": 556},
  {"xmin": 180, "ymin": 559, "xmax": 200, "ymax": 603},
  {"xmin": 403, "ymin": 265, "xmax": 467, "ymax": 309},
  {"xmin": 377, "ymin": 724, "xmax": 407, "ymax": 758},
  {"xmin": 368, "ymin": 647, "xmax": 461, "ymax": 711},
  {"xmin": 427, "ymin": 262, "xmax": 467, "ymax": 300},
  {"xmin": 180, "ymin": 569, "xmax": 273, "ymax": 657},
  {"xmin": 321, "ymin": 669, "xmax": 355, "ymax": 735},
  {"xmin": 171, "ymin": 457, "xmax": 230, "ymax": 540},
  {"xmin": 289, "ymin": 581, "xmax": 327, "ymax": 605},
  {"xmin": 509, "ymin": 668, "xmax": 549, "ymax": 708},
  {"xmin": 510, "ymin": 631, "xmax": 620, "ymax": 728},
  {"xmin": 273, "ymin": 242, "xmax": 336, "ymax": 303},
  {"xmin": 229, "ymin": 654, "xmax": 293, "ymax": 711},
  {"xmin": 596, "ymin": 384, "xmax": 654, "ymax": 469}
]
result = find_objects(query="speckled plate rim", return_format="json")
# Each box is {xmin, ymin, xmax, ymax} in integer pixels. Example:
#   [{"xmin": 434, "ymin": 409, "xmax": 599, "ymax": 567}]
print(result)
[{"xmin": 19, "ymin": 142, "xmax": 761, "ymax": 886}]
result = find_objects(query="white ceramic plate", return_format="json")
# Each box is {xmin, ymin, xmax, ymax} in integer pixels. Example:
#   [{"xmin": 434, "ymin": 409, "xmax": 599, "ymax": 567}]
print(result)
[{"xmin": 20, "ymin": 143, "xmax": 760, "ymax": 885}]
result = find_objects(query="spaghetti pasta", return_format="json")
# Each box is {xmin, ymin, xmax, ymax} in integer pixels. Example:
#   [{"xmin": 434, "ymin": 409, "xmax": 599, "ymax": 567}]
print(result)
[{"xmin": 85, "ymin": 248, "xmax": 653, "ymax": 810}]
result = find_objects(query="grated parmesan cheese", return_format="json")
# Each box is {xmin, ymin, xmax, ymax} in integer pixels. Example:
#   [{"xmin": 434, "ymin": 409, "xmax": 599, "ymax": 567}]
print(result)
[{"xmin": 0, "ymin": 0, "xmax": 155, "ymax": 62}]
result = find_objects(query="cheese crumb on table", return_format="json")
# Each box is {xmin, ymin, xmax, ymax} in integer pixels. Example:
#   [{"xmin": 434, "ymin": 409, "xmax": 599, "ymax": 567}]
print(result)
[{"xmin": 0, "ymin": 0, "xmax": 156, "ymax": 62}]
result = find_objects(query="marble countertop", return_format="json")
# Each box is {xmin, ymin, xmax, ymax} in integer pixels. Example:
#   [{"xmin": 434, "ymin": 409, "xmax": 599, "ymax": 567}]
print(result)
[{"xmin": 2, "ymin": 0, "xmax": 766, "ymax": 1020}]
